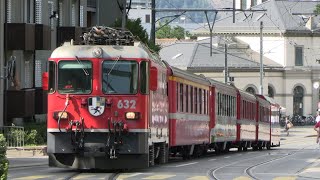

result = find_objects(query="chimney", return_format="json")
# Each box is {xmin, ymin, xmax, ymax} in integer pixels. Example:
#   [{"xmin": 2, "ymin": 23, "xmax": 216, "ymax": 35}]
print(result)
[{"xmin": 306, "ymin": 16, "xmax": 316, "ymax": 30}]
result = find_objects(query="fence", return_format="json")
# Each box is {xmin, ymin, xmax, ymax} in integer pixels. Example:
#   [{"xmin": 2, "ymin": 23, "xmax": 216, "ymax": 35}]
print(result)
[{"xmin": 0, "ymin": 126, "xmax": 24, "ymax": 147}]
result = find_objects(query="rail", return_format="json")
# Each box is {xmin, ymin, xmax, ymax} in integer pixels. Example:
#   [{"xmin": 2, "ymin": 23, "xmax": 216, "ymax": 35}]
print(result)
[{"xmin": 0, "ymin": 126, "xmax": 24, "ymax": 147}]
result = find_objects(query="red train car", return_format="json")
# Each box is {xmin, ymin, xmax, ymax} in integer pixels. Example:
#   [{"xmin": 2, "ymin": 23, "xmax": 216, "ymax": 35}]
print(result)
[
  {"xmin": 257, "ymin": 95, "xmax": 281, "ymax": 147},
  {"xmin": 236, "ymin": 90, "xmax": 257, "ymax": 151},
  {"xmin": 167, "ymin": 66, "xmax": 210, "ymax": 158},
  {"xmin": 256, "ymin": 95, "xmax": 271, "ymax": 149},
  {"xmin": 208, "ymin": 79, "xmax": 237, "ymax": 152},
  {"xmin": 43, "ymin": 26, "xmax": 281, "ymax": 170}
]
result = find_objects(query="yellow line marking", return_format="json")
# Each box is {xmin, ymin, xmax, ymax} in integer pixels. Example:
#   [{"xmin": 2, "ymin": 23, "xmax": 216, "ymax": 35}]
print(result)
[
  {"xmin": 142, "ymin": 174, "xmax": 176, "ymax": 179},
  {"xmin": 13, "ymin": 175, "xmax": 52, "ymax": 180},
  {"xmin": 273, "ymin": 177, "xmax": 296, "ymax": 180},
  {"xmin": 233, "ymin": 176, "xmax": 252, "ymax": 180},
  {"xmin": 117, "ymin": 173, "xmax": 143, "ymax": 179},
  {"xmin": 187, "ymin": 176, "xmax": 209, "ymax": 180},
  {"xmin": 73, "ymin": 175, "xmax": 97, "ymax": 179}
]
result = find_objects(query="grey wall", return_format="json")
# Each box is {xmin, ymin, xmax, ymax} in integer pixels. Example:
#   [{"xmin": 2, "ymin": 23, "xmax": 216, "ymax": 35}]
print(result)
[{"xmin": 97, "ymin": 0, "xmax": 124, "ymax": 26}]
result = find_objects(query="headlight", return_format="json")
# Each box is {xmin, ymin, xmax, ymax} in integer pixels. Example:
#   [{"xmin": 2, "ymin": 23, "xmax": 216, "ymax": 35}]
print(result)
[
  {"xmin": 53, "ymin": 111, "xmax": 68, "ymax": 120},
  {"xmin": 125, "ymin": 112, "xmax": 140, "ymax": 120}
]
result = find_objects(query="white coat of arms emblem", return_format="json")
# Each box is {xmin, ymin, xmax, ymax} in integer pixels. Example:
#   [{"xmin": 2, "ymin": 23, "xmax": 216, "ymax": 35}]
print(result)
[{"xmin": 88, "ymin": 97, "xmax": 105, "ymax": 116}]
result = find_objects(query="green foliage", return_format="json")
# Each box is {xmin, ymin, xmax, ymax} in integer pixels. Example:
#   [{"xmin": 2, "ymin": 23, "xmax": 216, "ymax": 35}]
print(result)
[
  {"xmin": 0, "ymin": 134, "xmax": 8, "ymax": 180},
  {"xmin": 314, "ymin": 4, "xmax": 320, "ymax": 15},
  {"xmin": 156, "ymin": 22, "xmax": 186, "ymax": 40},
  {"xmin": 24, "ymin": 123, "xmax": 46, "ymax": 145},
  {"xmin": 113, "ymin": 18, "xmax": 161, "ymax": 53},
  {"xmin": 25, "ymin": 130, "xmax": 38, "ymax": 145}
]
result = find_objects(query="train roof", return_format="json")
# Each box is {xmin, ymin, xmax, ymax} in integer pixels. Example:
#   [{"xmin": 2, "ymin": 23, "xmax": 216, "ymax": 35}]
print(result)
[
  {"xmin": 256, "ymin": 95, "xmax": 280, "ymax": 107},
  {"xmin": 166, "ymin": 64, "xmax": 210, "ymax": 85},
  {"xmin": 238, "ymin": 89, "xmax": 256, "ymax": 102},
  {"xmin": 207, "ymin": 79, "xmax": 237, "ymax": 95},
  {"xmin": 50, "ymin": 41, "xmax": 162, "ymax": 63}
]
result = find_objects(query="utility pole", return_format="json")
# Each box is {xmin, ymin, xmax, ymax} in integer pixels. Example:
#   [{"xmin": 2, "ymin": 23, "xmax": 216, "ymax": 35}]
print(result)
[
  {"xmin": 225, "ymin": 43, "xmax": 228, "ymax": 84},
  {"xmin": 259, "ymin": 21, "xmax": 264, "ymax": 95},
  {"xmin": 121, "ymin": 0, "xmax": 127, "ymax": 30},
  {"xmin": 150, "ymin": 0, "xmax": 156, "ymax": 45}
]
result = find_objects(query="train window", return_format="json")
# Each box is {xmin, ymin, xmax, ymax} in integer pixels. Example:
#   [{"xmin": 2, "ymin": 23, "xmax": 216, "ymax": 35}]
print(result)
[
  {"xmin": 48, "ymin": 61, "xmax": 56, "ymax": 94},
  {"xmin": 180, "ymin": 83, "xmax": 183, "ymax": 112},
  {"xmin": 190, "ymin": 86, "xmax": 193, "ymax": 113},
  {"xmin": 140, "ymin": 61, "xmax": 149, "ymax": 94},
  {"xmin": 199, "ymin": 89, "xmax": 202, "ymax": 114},
  {"xmin": 204, "ymin": 90, "xmax": 207, "ymax": 115},
  {"xmin": 177, "ymin": 82, "xmax": 179, "ymax": 111},
  {"xmin": 195, "ymin": 88, "xmax": 198, "ymax": 114},
  {"xmin": 186, "ymin": 85, "xmax": 189, "ymax": 113},
  {"xmin": 58, "ymin": 60, "xmax": 92, "ymax": 94},
  {"xmin": 217, "ymin": 93, "xmax": 220, "ymax": 115},
  {"xmin": 102, "ymin": 60, "xmax": 138, "ymax": 94}
]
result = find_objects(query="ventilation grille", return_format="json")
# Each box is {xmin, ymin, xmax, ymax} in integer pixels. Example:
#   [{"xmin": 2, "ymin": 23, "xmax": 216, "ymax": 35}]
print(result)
[
  {"xmin": 59, "ymin": 2, "xmax": 63, "ymax": 26},
  {"xmin": 35, "ymin": 60, "xmax": 42, "ymax": 87},
  {"xmin": 6, "ymin": 0, "xmax": 12, "ymax": 23},
  {"xmin": 35, "ymin": 0, "xmax": 42, "ymax": 24},
  {"xmin": 48, "ymin": 1, "xmax": 54, "ymax": 29},
  {"xmin": 71, "ymin": 3, "xmax": 76, "ymax": 26},
  {"xmin": 80, "ymin": 5, "xmax": 84, "ymax": 27}
]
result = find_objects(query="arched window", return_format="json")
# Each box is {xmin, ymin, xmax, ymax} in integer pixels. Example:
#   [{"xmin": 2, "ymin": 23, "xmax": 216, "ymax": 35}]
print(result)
[
  {"xmin": 268, "ymin": 85, "xmax": 274, "ymax": 98},
  {"xmin": 293, "ymin": 86, "xmax": 304, "ymax": 116},
  {"xmin": 246, "ymin": 87, "xmax": 255, "ymax": 94}
]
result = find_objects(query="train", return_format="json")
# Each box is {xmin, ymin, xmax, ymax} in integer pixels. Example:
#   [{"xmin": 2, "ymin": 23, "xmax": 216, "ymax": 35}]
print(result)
[{"xmin": 42, "ymin": 26, "xmax": 281, "ymax": 170}]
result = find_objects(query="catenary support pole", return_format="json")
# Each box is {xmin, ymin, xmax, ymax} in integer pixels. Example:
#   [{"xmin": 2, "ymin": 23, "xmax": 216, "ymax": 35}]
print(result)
[{"xmin": 260, "ymin": 21, "xmax": 264, "ymax": 95}]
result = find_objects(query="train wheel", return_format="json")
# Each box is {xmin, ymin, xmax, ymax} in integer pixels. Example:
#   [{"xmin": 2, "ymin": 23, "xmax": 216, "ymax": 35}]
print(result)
[
  {"xmin": 149, "ymin": 145, "xmax": 155, "ymax": 166},
  {"xmin": 243, "ymin": 147, "xmax": 248, "ymax": 151},
  {"xmin": 238, "ymin": 145, "xmax": 243, "ymax": 152},
  {"xmin": 266, "ymin": 143, "xmax": 271, "ymax": 150},
  {"xmin": 182, "ymin": 146, "xmax": 191, "ymax": 160},
  {"xmin": 252, "ymin": 146, "xmax": 258, "ymax": 151},
  {"xmin": 158, "ymin": 143, "xmax": 168, "ymax": 164}
]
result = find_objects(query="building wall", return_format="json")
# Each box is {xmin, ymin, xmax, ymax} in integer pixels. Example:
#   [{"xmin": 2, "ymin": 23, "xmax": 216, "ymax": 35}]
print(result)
[
  {"xmin": 97, "ymin": 0, "xmax": 124, "ymax": 26},
  {"xmin": 0, "ymin": 0, "xmax": 5, "ymax": 126},
  {"xmin": 237, "ymin": 36, "xmax": 285, "ymax": 66}
]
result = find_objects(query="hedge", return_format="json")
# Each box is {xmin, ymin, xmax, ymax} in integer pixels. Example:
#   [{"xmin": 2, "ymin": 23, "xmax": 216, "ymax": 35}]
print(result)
[{"xmin": 0, "ymin": 134, "xmax": 8, "ymax": 180}]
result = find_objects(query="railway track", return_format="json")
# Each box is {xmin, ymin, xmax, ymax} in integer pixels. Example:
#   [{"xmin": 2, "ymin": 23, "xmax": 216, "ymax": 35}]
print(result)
[{"xmin": 208, "ymin": 145, "xmax": 313, "ymax": 180}]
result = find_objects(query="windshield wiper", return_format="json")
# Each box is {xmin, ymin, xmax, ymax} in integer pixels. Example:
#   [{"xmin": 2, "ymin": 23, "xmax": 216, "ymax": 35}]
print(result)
[
  {"xmin": 75, "ymin": 56, "xmax": 89, "ymax": 76},
  {"xmin": 105, "ymin": 56, "xmax": 121, "ymax": 93},
  {"xmin": 108, "ymin": 56, "xmax": 121, "ymax": 76}
]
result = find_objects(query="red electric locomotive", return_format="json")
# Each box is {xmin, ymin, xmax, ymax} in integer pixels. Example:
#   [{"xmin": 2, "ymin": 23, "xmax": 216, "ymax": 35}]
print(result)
[
  {"xmin": 43, "ymin": 26, "xmax": 281, "ymax": 170},
  {"xmin": 43, "ymin": 27, "xmax": 169, "ymax": 169}
]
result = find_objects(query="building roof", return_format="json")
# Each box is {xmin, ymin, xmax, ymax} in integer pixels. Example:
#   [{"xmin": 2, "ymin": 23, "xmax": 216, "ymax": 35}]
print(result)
[
  {"xmin": 192, "ymin": 0, "xmax": 320, "ymax": 36},
  {"xmin": 159, "ymin": 37, "xmax": 283, "ymax": 71}
]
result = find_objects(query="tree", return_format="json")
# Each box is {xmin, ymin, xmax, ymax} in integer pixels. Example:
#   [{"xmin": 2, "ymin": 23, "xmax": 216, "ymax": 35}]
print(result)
[
  {"xmin": 113, "ymin": 18, "xmax": 161, "ymax": 53},
  {"xmin": 156, "ymin": 22, "xmax": 186, "ymax": 40},
  {"xmin": 314, "ymin": 4, "xmax": 320, "ymax": 15}
]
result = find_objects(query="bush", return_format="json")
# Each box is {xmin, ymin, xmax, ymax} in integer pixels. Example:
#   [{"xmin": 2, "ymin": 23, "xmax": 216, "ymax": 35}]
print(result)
[
  {"xmin": 24, "ymin": 122, "xmax": 46, "ymax": 146},
  {"xmin": 0, "ymin": 134, "xmax": 8, "ymax": 180}
]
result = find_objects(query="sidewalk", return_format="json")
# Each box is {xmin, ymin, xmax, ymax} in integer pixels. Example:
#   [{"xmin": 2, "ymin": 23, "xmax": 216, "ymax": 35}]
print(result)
[
  {"xmin": 6, "ymin": 146, "xmax": 47, "ymax": 158},
  {"xmin": 6, "ymin": 146, "xmax": 48, "ymax": 168}
]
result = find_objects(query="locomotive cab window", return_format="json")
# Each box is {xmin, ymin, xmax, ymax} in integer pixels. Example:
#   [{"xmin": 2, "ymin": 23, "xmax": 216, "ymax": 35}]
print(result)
[
  {"xmin": 103, "ymin": 60, "xmax": 138, "ymax": 94},
  {"xmin": 140, "ymin": 61, "xmax": 149, "ymax": 94},
  {"xmin": 48, "ymin": 61, "xmax": 56, "ymax": 93},
  {"xmin": 58, "ymin": 60, "xmax": 92, "ymax": 94}
]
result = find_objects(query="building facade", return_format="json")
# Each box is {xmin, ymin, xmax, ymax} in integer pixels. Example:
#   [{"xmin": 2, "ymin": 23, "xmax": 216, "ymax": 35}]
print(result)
[
  {"xmin": 0, "ymin": 0, "xmax": 124, "ymax": 126},
  {"xmin": 162, "ymin": 0, "xmax": 320, "ymax": 116}
]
